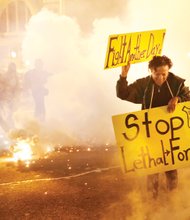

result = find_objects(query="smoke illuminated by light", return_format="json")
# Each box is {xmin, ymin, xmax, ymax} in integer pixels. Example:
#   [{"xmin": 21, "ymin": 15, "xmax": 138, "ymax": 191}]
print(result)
[
  {"xmin": 0, "ymin": 1, "xmax": 189, "ymax": 219},
  {"xmin": 21, "ymin": 1, "xmax": 190, "ymax": 147},
  {"xmin": 46, "ymin": 146, "xmax": 53, "ymax": 154},
  {"xmin": 10, "ymin": 51, "xmax": 17, "ymax": 58}
]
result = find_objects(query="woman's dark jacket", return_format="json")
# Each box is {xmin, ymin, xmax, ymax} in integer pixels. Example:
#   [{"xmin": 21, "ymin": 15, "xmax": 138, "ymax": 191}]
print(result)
[{"xmin": 116, "ymin": 72, "xmax": 190, "ymax": 109}]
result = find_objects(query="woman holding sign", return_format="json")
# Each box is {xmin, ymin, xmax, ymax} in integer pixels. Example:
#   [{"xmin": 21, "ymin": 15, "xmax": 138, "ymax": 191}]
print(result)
[{"xmin": 116, "ymin": 55, "xmax": 190, "ymax": 198}]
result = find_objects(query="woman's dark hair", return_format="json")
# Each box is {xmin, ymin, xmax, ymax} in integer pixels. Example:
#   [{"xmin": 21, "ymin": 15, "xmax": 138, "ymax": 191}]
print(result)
[{"xmin": 148, "ymin": 55, "xmax": 173, "ymax": 70}]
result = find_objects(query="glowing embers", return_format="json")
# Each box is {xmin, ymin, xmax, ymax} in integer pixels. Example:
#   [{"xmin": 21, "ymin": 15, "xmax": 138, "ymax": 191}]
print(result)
[{"xmin": 10, "ymin": 140, "xmax": 33, "ymax": 164}]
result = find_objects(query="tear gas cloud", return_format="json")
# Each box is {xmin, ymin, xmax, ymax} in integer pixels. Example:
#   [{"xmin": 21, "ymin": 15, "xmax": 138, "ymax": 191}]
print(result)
[
  {"xmin": 18, "ymin": 1, "xmax": 190, "ymax": 219},
  {"xmin": 21, "ymin": 9, "xmax": 133, "ymax": 146},
  {"xmin": 20, "ymin": 0, "xmax": 190, "ymax": 146},
  {"xmin": 102, "ymin": 168, "xmax": 190, "ymax": 220}
]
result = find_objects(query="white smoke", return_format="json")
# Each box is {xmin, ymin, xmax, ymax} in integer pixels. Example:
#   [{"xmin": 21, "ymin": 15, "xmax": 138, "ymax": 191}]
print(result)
[
  {"xmin": 126, "ymin": 0, "xmax": 190, "ymax": 84},
  {"xmin": 10, "ymin": 1, "xmax": 190, "ymax": 219},
  {"xmin": 102, "ymin": 168, "xmax": 190, "ymax": 220},
  {"xmin": 21, "ymin": 9, "xmax": 139, "ymax": 146},
  {"xmin": 20, "ymin": 1, "xmax": 190, "ymax": 146}
]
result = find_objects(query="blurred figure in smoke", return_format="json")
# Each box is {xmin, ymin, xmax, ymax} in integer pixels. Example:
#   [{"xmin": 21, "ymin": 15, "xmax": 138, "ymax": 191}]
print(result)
[
  {"xmin": 24, "ymin": 59, "xmax": 49, "ymax": 121},
  {"xmin": 116, "ymin": 55, "xmax": 190, "ymax": 198},
  {"xmin": 0, "ymin": 62, "xmax": 20, "ymax": 131}
]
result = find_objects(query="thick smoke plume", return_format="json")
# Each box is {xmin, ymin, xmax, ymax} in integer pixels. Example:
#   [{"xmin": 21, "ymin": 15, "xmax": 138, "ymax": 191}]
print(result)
[{"xmin": 2, "ymin": 0, "xmax": 190, "ymax": 147}]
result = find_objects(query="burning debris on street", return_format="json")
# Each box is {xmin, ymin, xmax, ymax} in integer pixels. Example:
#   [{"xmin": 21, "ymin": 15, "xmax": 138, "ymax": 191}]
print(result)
[{"xmin": 0, "ymin": 131, "xmax": 118, "ymax": 175}]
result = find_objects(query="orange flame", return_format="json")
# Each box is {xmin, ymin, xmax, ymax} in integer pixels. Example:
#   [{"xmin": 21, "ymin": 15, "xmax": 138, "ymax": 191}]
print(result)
[{"xmin": 11, "ymin": 140, "xmax": 33, "ymax": 162}]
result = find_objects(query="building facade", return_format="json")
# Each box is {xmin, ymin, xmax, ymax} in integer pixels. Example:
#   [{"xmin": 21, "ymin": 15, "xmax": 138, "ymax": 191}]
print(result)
[{"xmin": 0, "ymin": 0, "xmax": 62, "ymax": 69}]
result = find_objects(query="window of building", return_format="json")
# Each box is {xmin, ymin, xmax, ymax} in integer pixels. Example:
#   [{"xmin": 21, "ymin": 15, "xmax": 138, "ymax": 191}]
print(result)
[
  {"xmin": 0, "ymin": 10, "xmax": 7, "ymax": 32},
  {"xmin": 17, "ymin": 1, "xmax": 31, "ymax": 31},
  {"xmin": 8, "ymin": 2, "xmax": 17, "ymax": 32},
  {"xmin": 0, "ymin": 0, "xmax": 32, "ymax": 33}
]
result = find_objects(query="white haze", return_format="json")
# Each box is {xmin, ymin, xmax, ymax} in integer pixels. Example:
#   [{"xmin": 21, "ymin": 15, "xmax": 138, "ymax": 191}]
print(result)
[
  {"xmin": 20, "ymin": 0, "xmax": 190, "ymax": 146},
  {"xmin": 19, "ymin": 1, "xmax": 190, "ymax": 219},
  {"xmin": 21, "ymin": 9, "xmax": 138, "ymax": 146},
  {"xmin": 103, "ymin": 167, "xmax": 190, "ymax": 220}
]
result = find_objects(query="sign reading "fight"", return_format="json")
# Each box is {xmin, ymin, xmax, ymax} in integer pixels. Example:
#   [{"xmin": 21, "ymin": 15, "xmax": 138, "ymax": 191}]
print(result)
[
  {"xmin": 104, "ymin": 29, "xmax": 166, "ymax": 69},
  {"xmin": 112, "ymin": 101, "xmax": 190, "ymax": 175}
]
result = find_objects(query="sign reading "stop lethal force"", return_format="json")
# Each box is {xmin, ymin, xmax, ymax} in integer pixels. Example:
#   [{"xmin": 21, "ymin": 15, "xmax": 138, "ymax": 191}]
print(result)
[
  {"xmin": 112, "ymin": 101, "xmax": 190, "ymax": 175},
  {"xmin": 104, "ymin": 29, "xmax": 166, "ymax": 69}
]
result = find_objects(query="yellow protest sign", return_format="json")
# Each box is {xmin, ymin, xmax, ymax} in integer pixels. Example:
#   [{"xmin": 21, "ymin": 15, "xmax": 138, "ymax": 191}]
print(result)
[
  {"xmin": 112, "ymin": 101, "xmax": 190, "ymax": 175},
  {"xmin": 104, "ymin": 29, "xmax": 166, "ymax": 69}
]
